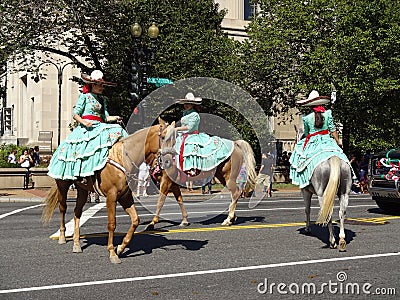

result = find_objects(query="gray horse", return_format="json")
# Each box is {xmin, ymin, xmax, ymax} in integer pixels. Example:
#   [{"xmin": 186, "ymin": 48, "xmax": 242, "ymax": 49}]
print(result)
[{"xmin": 301, "ymin": 155, "xmax": 352, "ymax": 251}]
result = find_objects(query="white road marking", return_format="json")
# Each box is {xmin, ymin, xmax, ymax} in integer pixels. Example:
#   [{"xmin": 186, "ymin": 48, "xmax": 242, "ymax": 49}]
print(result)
[
  {"xmin": 49, "ymin": 203, "xmax": 106, "ymax": 238},
  {"xmin": 0, "ymin": 204, "xmax": 44, "ymax": 220},
  {"xmin": 1, "ymin": 251, "xmax": 399, "ymax": 294}
]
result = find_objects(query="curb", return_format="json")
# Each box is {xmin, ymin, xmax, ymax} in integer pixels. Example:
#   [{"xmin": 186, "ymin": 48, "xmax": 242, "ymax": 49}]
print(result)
[{"xmin": 0, "ymin": 197, "xmax": 44, "ymax": 203}]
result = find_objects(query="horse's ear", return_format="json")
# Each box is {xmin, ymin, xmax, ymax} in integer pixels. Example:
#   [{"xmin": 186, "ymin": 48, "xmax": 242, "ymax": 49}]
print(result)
[
  {"xmin": 159, "ymin": 117, "xmax": 165, "ymax": 126},
  {"xmin": 164, "ymin": 123, "xmax": 176, "ymax": 143}
]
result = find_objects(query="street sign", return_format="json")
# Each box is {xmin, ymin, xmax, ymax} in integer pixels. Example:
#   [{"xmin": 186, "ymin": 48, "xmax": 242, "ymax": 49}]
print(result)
[{"xmin": 147, "ymin": 77, "xmax": 173, "ymax": 87}]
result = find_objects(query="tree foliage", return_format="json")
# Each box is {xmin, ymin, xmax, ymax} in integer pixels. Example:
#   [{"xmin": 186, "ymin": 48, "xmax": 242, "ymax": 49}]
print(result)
[
  {"xmin": 241, "ymin": 0, "xmax": 400, "ymax": 153},
  {"xmin": 0, "ymin": 0, "xmax": 239, "ymax": 118},
  {"xmin": 3, "ymin": 0, "xmax": 400, "ymax": 154}
]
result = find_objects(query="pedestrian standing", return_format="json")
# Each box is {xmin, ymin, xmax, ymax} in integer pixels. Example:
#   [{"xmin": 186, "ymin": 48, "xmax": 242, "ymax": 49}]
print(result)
[
  {"xmin": 137, "ymin": 162, "xmax": 151, "ymax": 197},
  {"xmin": 256, "ymin": 152, "xmax": 274, "ymax": 197},
  {"xmin": 19, "ymin": 149, "xmax": 34, "ymax": 189},
  {"xmin": 201, "ymin": 176, "xmax": 213, "ymax": 194},
  {"xmin": 33, "ymin": 146, "xmax": 40, "ymax": 166}
]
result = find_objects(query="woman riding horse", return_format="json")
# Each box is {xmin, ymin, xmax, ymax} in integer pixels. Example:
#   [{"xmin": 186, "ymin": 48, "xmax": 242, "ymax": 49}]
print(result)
[
  {"xmin": 157, "ymin": 93, "xmax": 257, "ymax": 227},
  {"xmin": 47, "ymin": 70, "xmax": 128, "ymax": 183},
  {"xmin": 289, "ymin": 90, "xmax": 351, "ymax": 189},
  {"xmin": 290, "ymin": 90, "xmax": 354, "ymax": 251},
  {"xmin": 174, "ymin": 92, "xmax": 234, "ymax": 177}
]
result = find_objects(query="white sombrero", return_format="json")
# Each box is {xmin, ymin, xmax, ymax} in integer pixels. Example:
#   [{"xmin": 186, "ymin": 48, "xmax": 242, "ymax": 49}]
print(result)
[
  {"xmin": 176, "ymin": 92, "xmax": 202, "ymax": 105},
  {"xmin": 81, "ymin": 70, "xmax": 117, "ymax": 87},
  {"xmin": 296, "ymin": 90, "xmax": 330, "ymax": 106}
]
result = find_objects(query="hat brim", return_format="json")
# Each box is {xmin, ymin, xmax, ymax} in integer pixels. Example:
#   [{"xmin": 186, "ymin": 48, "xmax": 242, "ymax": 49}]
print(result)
[
  {"xmin": 176, "ymin": 99, "xmax": 202, "ymax": 105},
  {"xmin": 81, "ymin": 73, "xmax": 117, "ymax": 87},
  {"xmin": 296, "ymin": 96, "xmax": 330, "ymax": 106}
]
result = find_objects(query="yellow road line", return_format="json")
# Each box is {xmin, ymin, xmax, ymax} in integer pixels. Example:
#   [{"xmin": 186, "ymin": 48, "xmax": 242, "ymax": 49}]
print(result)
[
  {"xmin": 49, "ymin": 216, "xmax": 400, "ymax": 240},
  {"xmin": 346, "ymin": 216, "xmax": 400, "ymax": 225},
  {"xmin": 49, "ymin": 222, "xmax": 306, "ymax": 240}
]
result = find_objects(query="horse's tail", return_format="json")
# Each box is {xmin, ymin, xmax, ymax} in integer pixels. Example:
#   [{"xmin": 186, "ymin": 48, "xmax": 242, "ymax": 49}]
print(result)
[
  {"xmin": 236, "ymin": 140, "xmax": 257, "ymax": 191},
  {"xmin": 41, "ymin": 184, "xmax": 59, "ymax": 225},
  {"xmin": 316, "ymin": 156, "xmax": 341, "ymax": 226}
]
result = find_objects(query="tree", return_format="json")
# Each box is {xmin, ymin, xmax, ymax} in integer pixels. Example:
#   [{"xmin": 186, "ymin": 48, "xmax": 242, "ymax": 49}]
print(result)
[
  {"xmin": 0, "ymin": 0, "xmax": 240, "ymax": 120},
  {"xmin": 240, "ymin": 0, "xmax": 400, "ymax": 153}
]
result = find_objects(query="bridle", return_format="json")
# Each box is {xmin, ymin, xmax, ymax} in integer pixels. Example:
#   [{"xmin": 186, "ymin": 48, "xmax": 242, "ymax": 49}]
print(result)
[{"xmin": 157, "ymin": 124, "xmax": 177, "ymax": 169}]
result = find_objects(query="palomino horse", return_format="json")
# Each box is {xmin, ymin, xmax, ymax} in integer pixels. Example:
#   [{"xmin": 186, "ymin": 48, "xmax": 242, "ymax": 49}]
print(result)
[
  {"xmin": 301, "ymin": 156, "xmax": 352, "ymax": 251},
  {"xmin": 42, "ymin": 118, "xmax": 171, "ymax": 264},
  {"xmin": 156, "ymin": 122, "xmax": 257, "ymax": 227}
]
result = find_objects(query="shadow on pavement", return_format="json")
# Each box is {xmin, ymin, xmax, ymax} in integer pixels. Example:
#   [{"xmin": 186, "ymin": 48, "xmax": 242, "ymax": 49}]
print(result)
[
  {"xmin": 80, "ymin": 233, "xmax": 208, "ymax": 258},
  {"xmin": 297, "ymin": 224, "xmax": 356, "ymax": 248}
]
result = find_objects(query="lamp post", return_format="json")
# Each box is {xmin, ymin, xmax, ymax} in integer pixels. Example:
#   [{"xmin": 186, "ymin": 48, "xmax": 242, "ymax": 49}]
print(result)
[
  {"xmin": 129, "ymin": 22, "xmax": 159, "ymax": 127},
  {"xmin": 34, "ymin": 61, "xmax": 74, "ymax": 146}
]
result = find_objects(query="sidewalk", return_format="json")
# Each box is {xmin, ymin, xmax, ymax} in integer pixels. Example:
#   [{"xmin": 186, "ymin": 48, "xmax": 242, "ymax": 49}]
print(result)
[
  {"xmin": 0, "ymin": 187, "xmax": 302, "ymax": 203},
  {"xmin": 0, "ymin": 188, "xmax": 49, "ymax": 202}
]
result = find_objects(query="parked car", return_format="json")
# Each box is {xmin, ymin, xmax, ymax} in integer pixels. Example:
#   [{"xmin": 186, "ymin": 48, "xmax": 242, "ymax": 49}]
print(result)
[{"xmin": 368, "ymin": 149, "xmax": 400, "ymax": 214}]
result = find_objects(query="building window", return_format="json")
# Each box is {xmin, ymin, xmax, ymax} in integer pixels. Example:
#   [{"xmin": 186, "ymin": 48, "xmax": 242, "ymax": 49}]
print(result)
[{"xmin": 244, "ymin": 0, "xmax": 258, "ymax": 20}]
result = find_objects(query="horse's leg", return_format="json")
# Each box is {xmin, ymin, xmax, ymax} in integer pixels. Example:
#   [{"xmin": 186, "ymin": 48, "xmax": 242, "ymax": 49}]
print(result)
[
  {"xmin": 72, "ymin": 187, "xmax": 88, "ymax": 253},
  {"xmin": 56, "ymin": 181, "xmax": 69, "ymax": 244},
  {"xmin": 301, "ymin": 189, "xmax": 312, "ymax": 235},
  {"xmin": 146, "ymin": 174, "xmax": 172, "ymax": 230},
  {"xmin": 116, "ymin": 194, "xmax": 139, "ymax": 257},
  {"xmin": 315, "ymin": 193, "xmax": 337, "ymax": 247},
  {"xmin": 328, "ymin": 219, "xmax": 337, "ymax": 249},
  {"xmin": 222, "ymin": 177, "xmax": 241, "ymax": 226},
  {"xmin": 105, "ymin": 193, "xmax": 121, "ymax": 264},
  {"xmin": 170, "ymin": 183, "xmax": 189, "ymax": 227},
  {"xmin": 338, "ymin": 193, "xmax": 348, "ymax": 252}
]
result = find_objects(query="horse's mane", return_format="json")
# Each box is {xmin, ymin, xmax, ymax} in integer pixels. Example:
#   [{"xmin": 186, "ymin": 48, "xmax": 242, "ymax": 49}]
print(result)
[{"xmin": 121, "ymin": 127, "xmax": 151, "ymax": 173}]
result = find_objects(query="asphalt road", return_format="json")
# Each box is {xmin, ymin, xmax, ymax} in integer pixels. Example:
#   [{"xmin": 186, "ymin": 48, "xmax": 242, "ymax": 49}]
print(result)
[{"xmin": 0, "ymin": 193, "xmax": 399, "ymax": 299}]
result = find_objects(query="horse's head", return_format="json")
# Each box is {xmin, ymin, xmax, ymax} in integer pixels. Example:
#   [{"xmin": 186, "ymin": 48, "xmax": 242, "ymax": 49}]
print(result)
[{"xmin": 158, "ymin": 121, "xmax": 177, "ymax": 170}]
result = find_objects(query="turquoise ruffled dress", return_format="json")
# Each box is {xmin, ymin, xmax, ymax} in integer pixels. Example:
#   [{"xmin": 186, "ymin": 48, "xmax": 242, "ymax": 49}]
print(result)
[
  {"xmin": 174, "ymin": 109, "xmax": 234, "ymax": 171},
  {"xmin": 47, "ymin": 93, "xmax": 128, "ymax": 180},
  {"xmin": 289, "ymin": 109, "xmax": 352, "ymax": 188}
]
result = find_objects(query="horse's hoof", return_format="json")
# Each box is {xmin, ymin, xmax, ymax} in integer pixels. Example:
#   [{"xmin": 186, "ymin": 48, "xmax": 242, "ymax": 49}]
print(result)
[
  {"xmin": 339, "ymin": 239, "xmax": 347, "ymax": 252},
  {"xmin": 221, "ymin": 219, "xmax": 232, "ymax": 226},
  {"xmin": 304, "ymin": 228, "xmax": 312, "ymax": 235},
  {"xmin": 116, "ymin": 245, "xmax": 124, "ymax": 255},
  {"xmin": 330, "ymin": 242, "xmax": 338, "ymax": 249},
  {"xmin": 179, "ymin": 221, "xmax": 190, "ymax": 227},
  {"xmin": 231, "ymin": 216, "xmax": 238, "ymax": 224},
  {"xmin": 110, "ymin": 255, "xmax": 122, "ymax": 264},
  {"xmin": 145, "ymin": 224, "xmax": 155, "ymax": 231},
  {"xmin": 73, "ymin": 244, "xmax": 82, "ymax": 253},
  {"xmin": 58, "ymin": 237, "xmax": 66, "ymax": 244}
]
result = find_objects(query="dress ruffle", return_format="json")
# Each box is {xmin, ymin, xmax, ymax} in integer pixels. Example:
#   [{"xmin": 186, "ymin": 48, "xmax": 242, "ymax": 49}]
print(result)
[
  {"xmin": 289, "ymin": 135, "xmax": 352, "ymax": 188},
  {"xmin": 174, "ymin": 132, "xmax": 234, "ymax": 171},
  {"xmin": 47, "ymin": 122, "xmax": 128, "ymax": 180}
]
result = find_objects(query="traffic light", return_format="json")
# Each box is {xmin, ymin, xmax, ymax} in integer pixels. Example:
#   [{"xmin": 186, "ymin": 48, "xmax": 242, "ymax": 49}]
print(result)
[
  {"xmin": 140, "ymin": 61, "xmax": 148, "ymax": 98},
  {"xmin": 129, "ymin": 63, "xmax": 140, "ymax": 101}
]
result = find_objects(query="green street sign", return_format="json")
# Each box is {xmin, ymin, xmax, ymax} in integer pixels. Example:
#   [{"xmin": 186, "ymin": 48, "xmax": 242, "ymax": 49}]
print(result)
[{"xmin": 147, "ymin": 77, "xmax": 174, "ymax": 87}]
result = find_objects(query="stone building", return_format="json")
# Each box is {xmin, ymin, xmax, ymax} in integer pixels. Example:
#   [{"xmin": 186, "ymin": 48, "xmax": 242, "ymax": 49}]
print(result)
[{"xmin": 0, "ymin": 54, "xmax": 80, "ymax": 152}]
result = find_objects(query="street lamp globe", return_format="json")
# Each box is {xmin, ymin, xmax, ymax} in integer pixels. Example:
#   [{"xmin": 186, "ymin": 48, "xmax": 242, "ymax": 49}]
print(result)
[
  {"xmin": 148, "ymin": 22, "xmax": 159, "ymax": 39},
  {"xmin": 131, "ymin": 22, "xmax": 142, "ymax": 38}
]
